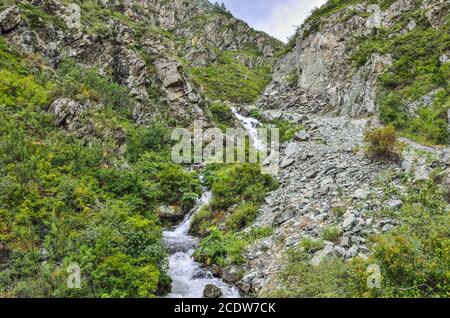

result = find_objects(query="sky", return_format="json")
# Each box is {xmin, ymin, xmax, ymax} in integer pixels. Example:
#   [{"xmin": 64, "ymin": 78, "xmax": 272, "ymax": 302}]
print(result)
[{"xmin": 211, "ymin": 0, "xmax": 327, "ymax": 43}]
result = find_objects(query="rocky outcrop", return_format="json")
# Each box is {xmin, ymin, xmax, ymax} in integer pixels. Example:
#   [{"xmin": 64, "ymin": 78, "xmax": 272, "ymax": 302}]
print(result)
[
  {"xmin": 0, "ymin": 6, "xmax": 21, "ymax": 33},
  {"xmin": 261, "ymin": 0, "xmax": 448, "ymax": 117},
  {"xmin": 203, "ymin": 284, "xmax": 222, "ymax": 298}
]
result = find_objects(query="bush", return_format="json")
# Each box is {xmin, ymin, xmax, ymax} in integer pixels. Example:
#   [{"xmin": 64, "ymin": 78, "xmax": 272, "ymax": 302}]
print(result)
[
  {"xmin": 365, "ymin": 126, "xmax": 402, "ymax": 161},
  {"xmin": 210, "ymin": 101, "xmax": 234, "ymax": 131},
  {"xmin": 226, "ymin": 203, "xmax": 260, "ymax": 231},
  {"xmin": 264, "ymin": 249, "xmax": 347, "ymax": 298},
  {"xmin": 299, "ymin": 237, "xmax": 325, "ymax": 253},
  {"xmin": 322, "ymin": 225, "xmax": 343, "ymax": 243}
]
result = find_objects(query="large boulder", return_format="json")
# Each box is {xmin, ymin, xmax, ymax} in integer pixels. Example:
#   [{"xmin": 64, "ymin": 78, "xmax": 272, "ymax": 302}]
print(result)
[
  {"xmin": 0, "ymin": 6, "xmax": 21, "ymax": 33},
  {"xmin": 203, "ymin": 284, "xmax": 222, "ymax": 298},
  {"xmin": 155, "ymin": 59, "xmax": 183, "ymax": 88},
  {"xmin": 157, "ymin": 206, "xmax": 185, "ymax": 223}
]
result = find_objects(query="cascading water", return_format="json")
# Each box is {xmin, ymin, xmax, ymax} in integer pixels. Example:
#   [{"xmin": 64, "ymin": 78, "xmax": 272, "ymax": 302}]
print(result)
[
  {"xmin": 231, "ymin": 107, "xmax": 264, "ymax": 151},
  {"xmin": 163, "ymin": 185, "xmax": 240, "ymax": 298},
  {"xmin": 163, "ymin": 110, "xmax": 265, "ymax": 298}
]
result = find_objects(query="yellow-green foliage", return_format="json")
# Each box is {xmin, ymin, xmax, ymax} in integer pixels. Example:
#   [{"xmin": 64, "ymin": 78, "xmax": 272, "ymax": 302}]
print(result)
[
  {"xmin": 0, "ymin": 38, "xmax": 201, "ymax": 298},
  {"xmin": 269, "ymin": 176, "xmax": 450, "ymax": 298},
  {"xmin": 364, "ymin": 126, "xmax": 402, "ymax": 161},
  {"xmin": 189, "ymin": 50, "xmax": 272, "ymax": 103}
]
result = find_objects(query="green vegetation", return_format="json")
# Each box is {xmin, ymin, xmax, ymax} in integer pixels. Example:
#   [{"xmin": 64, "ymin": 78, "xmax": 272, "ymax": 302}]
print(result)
[
  {"xmin": 189, "ymin": 50, "xmax": 272, "ymax": 103},
  {"xmin": 191, "ymin": 163, "xmax": 277, "ymax": 269},
  {"xmin": 191, "ymin": 164, "xmax": 278, "ymax": 236},
  {"xmin": 249, "ymin": 109, "xmax": 304, "ymax": 143},
  {"xmin": 0, "ymin": 36, "xmax": 201, "ymax": 298},
  {"xmin": 267, "ymin": 175, "xmax": 450, "ymax": 298},
  {"xmin": 209, "ymin": 101, "xmax": 235, "ymax": 131},
  {"xmin": 193, "ymin": 227, "xmax": 272, "ymax": 268},
  {"xmin": 322, "ymin": 225, "xmax": 343, "ymax": 243},
  {"xmin": 299, "ymin": 237, "xmax": 325, "ymax": 253},
  {"xmin": 364, "ymin": 126, "xmax": 402, "ymax": 161},
  {"xmin": 353, "ymin": 12, "xmax": 450, "ymax": 145}
]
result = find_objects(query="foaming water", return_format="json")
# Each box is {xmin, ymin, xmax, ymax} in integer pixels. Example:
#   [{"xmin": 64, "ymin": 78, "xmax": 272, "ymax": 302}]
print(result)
[
  {"xmin": 232, "ymin": 107, "xmax": 264, "ymax": 151},
  {"xmin": 163, "ymin": 189, "xmax": 240, "ymax": 298}
]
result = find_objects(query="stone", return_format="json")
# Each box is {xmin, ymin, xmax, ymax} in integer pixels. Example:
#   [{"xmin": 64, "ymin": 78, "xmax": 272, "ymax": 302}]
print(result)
[
  {"xmin": 222, "ymin": 266, "xmax": 240, "ymax": 284},
  {"xmin": 294, "ymin": 130, "xmax": 310, "ymax": 142},
  {"xmin": 280, "ymin": 157, "xmax": 295, "ymax": 168},
  {"xmin": 50, "ymin": 98, "xmax": 90, "ymax": 131},
  {"xmin": 352, "ymin": 189, "xmax": 368, "ymax": 200},
  {"xmin": 157, "ymin": 205, "xmax": 184, "ymax": 223},
  {"xmin": 345, "ymin": 245, "xmax": 359, "ymax": 259},
  {"xmin": 311, "ymin": 245, "xmax": 336, "ymax": 266},
  {"xmin": 385, "ymin": 199, "xmax": 404, "ymax": 210},
  {"xmin": 273, "ymin": 209, "xmax": 295, "ymax": 226},
  {"xmin": 343, "ymin": 215, "xmax": 357, "ymax": 231},
  {"xmin": 155, "ymin": 59, "xmax": 183, "ymax": 88},
  {"xmin": 0, "ymin": 6, "xmax": 21, "ymax": 33},
  {"xmin": 203, "ymin": 284, "xmax": 222, "ymax": 298}
]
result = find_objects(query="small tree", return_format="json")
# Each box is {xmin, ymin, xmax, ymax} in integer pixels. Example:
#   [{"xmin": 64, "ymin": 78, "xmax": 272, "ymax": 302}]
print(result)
[{"xmin": 365, "ymin": 126, "xmax": 401, "ymax": 161}]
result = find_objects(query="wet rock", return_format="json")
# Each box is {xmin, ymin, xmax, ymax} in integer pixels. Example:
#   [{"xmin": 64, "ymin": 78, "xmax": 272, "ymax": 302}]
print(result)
[
  {"xmin": 203, "ymin": 284, "xmax": 222, "ymax": 298},
  {"xmin": 0, "ymin": 6, "xmax": 21, "ymax": 33}
]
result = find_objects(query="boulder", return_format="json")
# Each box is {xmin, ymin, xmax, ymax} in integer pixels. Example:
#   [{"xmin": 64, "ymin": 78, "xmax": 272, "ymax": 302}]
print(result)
[
  {"xmin": 203, "ymin": 284, "xmax": 222, "ymax": 298},
  {"xmin": 221, "ymin": 266, "xmax": 240, "ymax": 284},
  {"xmin": 155, "ymin": 59, "xmax": 183, "ymax": 88},
  {"xmin": 0, "ymin": 6, "xmax": 20, "ymax": 33},
  {"xmin": 273, "ymin": 209, "xmax": 295, "ymax": 226},
  {"xmin": 157, "ymin": 206, "xmax": 184, "ymax": 223},
  {"xmin": 311, "ymin": 245, "xmax": 336, "ymax": 266},
  {"xmin": 294, "ymin": 130, "xmax": 310, "ymax": 142},
  {"xmin": 50, "ymin": 98, "xmax": 90, "ymax": 131}
]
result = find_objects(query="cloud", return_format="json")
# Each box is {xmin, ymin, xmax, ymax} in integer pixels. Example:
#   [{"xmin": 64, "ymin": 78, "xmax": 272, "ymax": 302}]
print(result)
[{"xmin": 216, "ymin": 0, "xmax": 327, "ymax": 42}]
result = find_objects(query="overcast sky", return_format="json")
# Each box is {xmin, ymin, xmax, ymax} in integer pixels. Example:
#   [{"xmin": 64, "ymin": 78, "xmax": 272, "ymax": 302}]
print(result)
[{"xmin": 211, "ymin": 0, "xmax": 327, "ymax": 43}]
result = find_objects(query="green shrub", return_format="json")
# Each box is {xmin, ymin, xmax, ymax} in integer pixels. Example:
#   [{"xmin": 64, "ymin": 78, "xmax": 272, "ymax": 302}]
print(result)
[
  {"xmin": 193, "ymin": 227, "xmax": 272, "ymax": 268},
  {"xmin": 365, "ymin": 126, "xmax": 402, "ymax": 161},
  {"xmin": 322, "ymin": 225, "xmax": 343, "ymax": 243},
  {"xmin": 264, "ymin": 249, "xmax": 348, "ymax": 298},
  {"xmin": 210, "ymin": 101, "xmax": 234, "ymax": 131},
  {"xmin": 299, "ymin": 237, "xmax": 325, "ymax": 253},
  {"xmin": 226, "ymin": 203, "xmax": 260, "ymax": 231}
]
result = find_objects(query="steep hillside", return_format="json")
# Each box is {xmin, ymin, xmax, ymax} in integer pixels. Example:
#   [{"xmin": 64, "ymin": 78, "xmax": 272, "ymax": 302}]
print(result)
[
  {"xmin": 192, "ymin": 0, "xmax": 449, "ymax": 298},
  {"xmin": 0, "ymin": 0, "xmax": 282, "ymax": 297}
]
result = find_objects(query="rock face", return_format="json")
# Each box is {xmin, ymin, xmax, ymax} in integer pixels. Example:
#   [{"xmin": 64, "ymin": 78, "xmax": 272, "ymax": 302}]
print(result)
[
  {"xmin": 203, "ymin": 284, "xmax": 223, "ymax": 298},
  {"xmin": 0, "ymin": 6, "xmax": 21, "ymax": 33},
  {"xmin": 1, "ymin": 0, "xmax": 281, "ymax": 126}
]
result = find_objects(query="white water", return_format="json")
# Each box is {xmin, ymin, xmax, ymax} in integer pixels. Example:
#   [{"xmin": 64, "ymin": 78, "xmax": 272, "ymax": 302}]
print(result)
[
  {"xmin": 163, "ymin": 187, "xmax": 240, "ymax": 298},
  {"xmin": 231, "ymin": 107, "xmax": 264, "ymax": 151}
]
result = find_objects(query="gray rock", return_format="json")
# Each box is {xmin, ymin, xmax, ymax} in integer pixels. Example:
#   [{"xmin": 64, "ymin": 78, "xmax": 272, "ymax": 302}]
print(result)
[
  {"xmin": 294, "ymin": 130, "xmax": 310, "ymax": 142},
  {"xmin": 280, "ymin": 157, "xmax": 295, "ymax": 168},
  {"xmin": 345, "ymin": 245, "xmax": 359, "ymax": 259},
  {"xmin": 222, "ymin": 266, "xmax": 240, "ymax": 284},
  {"xmin": 158, "ymin": 205, "xmax": 184, "ymax": 223},
  {"xmin": 311, "ymin": 245, "xmax": 336, "ymax": 266},
  {"xmin": 0, "ymin": 6, "xmax": 21, "ymax": 33},
  {"xmin": 50, "ymin": 98, "xmax": 90, "ymax": 131},
  {"xmin": 385, "ymin": 199, "xmax": 404, "ymax": 210},
  {"xmin": 155, "ymin": 59, "xmax": 183, "ymax": 88},
  {"xmin": 273, "ymin": 209, "xmax": 295, "ymax": 226},
  {"xmin": 352, "ymin": 189, "xmax": 368, "ymax": 200},
  {"xmin": 203, "ymin": 284, "xmax": 222, "ymax": 298}
]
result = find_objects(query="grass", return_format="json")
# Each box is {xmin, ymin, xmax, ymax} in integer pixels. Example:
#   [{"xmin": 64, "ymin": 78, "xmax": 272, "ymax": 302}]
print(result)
[{"xmin": 189, "ymin": 50, "xmax": 272, "ymax": 104}]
